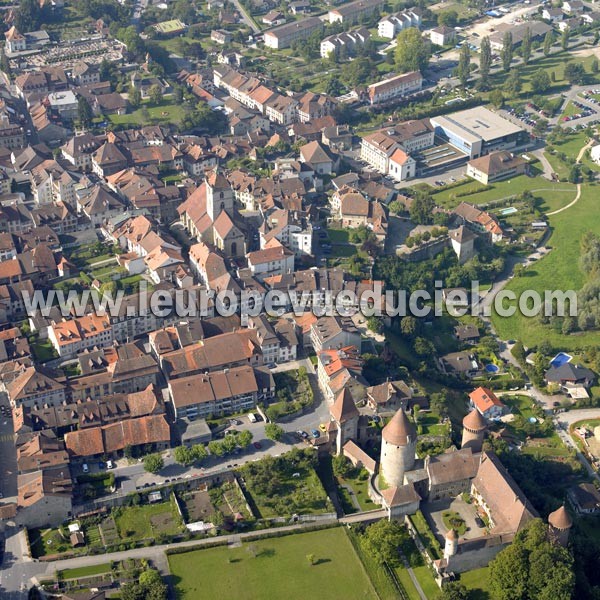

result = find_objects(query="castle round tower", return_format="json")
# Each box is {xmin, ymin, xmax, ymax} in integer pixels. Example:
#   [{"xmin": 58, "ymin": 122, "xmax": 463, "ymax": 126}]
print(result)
[
  {"xmin": 444, "ymin": 529, "xmax": 458, "ymax": 559},
  {"xmin": 380, "ymin": 408, "xmax": 417, "ymax": 488},
  {"xmin": 461, "ymin": 409, "xmax": 487, "ymax": 453},
  {"xmin": 548, "ymin": 505, "xmax": 573, "ymax": 547}
]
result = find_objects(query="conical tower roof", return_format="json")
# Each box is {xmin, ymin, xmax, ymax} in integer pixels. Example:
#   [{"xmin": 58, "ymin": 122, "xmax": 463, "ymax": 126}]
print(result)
[
  {"xmin": 463, "ymin": 409, "xmax": 487, "ymax": 432},
  {"xmin": 548, "ymin": 505, "xmax": 572, "ymax": 530},
  {"xmin": 382, "ymin": 408, "xmax": 416, "ymax": 446},
  {"xmin": 330, "ymin": 388, "xmax": 359, "ymax": 423},
  {"xmin": 445, "ymin": 529, "xmax": 458, "ymax": 541}
]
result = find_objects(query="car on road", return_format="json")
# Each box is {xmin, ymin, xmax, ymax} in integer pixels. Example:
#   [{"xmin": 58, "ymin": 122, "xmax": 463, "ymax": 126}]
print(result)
[
  {"xmin": 311, "ymin": 429, "xmax": 320, "ymax": 438},
  {"xmin": 253, "ymin": 442, "xmax": 262, "ymax": 449}
]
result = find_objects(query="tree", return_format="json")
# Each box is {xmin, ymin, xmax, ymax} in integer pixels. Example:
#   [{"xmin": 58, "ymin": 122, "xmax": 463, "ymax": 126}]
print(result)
[
  {"xmin": 148, "ymin": 84, "xmax": 162, "ymax": 105},
  {"xmin": 409, "ymin": 193, "xmax": 436, "ymax": 225},
  {"xmin": 531, "ymin": 69, "xmax": 551, "ymax": 94},
  {"xmin": 489, "ymin": 89, "xmax": 504, "ymax": 108},
  {"xmin": 238, "ymin": 429, "xmax": 254, "ymax": 447},
  {"xmin": 592, "ymin": 58, "xmax": 599, "ymax": 74},
  {"xmin": 192, "ymin": 444, "xmax": 207, "ymax": 462},
  {"xmin": 15, "ymin": 0, "xmax": 42, "ymax": 32},
  {"xmin": 521, "ymin": 27, "xmax": 532, "ymax": 65},
  {"xmin": 77, "ymin": 97, "xmax": 93, "ymax": 128},
  {"xmin": 438, "ymin": 10, "xmax": 458, "ymax": 27},
  {"xmin": 221, "ymin": 433, "xmax": 238, "ymax": 454},
  {"xmin": 122, "ymin": 569, "xmax": 167, "ymax": 600},
  {"xmin": 174, "ymin": 445, "xmax": 196, "ymax": 466},
  {"xmin": 400, "ymin": 316, "xmax": 418, "ymax": 338},
  {"xmin": 341, "ymin": 56, "xmax": 375, "ymax": 88},
  {"xmin": 326, "ymin": 75, "xmax": 343, "ymax": 97},
  {"xmin": 332, "ymin": 454, "xmax": 355, "ymax": 478},
  {"xmin": 0, "ymin": 50, "xmax": 11, "ymax": 80},
  {"xmin": 208, "ymin": 440, "xmax": 224, "ymax": 456},
  {"xmin": 367, "ymin": 316, "xmax": 383, "ymax": 333},
  {"xmin": 306, "ymin": 553, "xmax": 317, "ymax": 566},
  {"xmin": 265, "ymin": 423, "xmax": 284, "ymax": 441},
  {"xmin": 441, "ymin": 582, "xmax": 470, "ymax": 600},
  {"xmin": 143, "ymin": 453, "xmax": 163, "ymax": 474},
  {"xmin": 211, "ymin": 510, "xmax": 225, "ymax": 527},
  {"xmin": 564, "ymin": 62, "xmax": 585, "ymax": 85},
  {"xmin": 361, "ymin": 520, "xmax": 409, "ymax": 568},
  {"xmin": 501, "ymin": 31, "xmax": 513, "ymax": 72},
  {"xmin": 457, "ymin": 43, "xmax": 471, "ymax": 88},
  {"xmin": 478, "ymin": 36, "xmax": 492, "ymax": 90},
  {"xmin": 129, "ymin": 86, "xmax": 142, "ymax": 108},
  {"xmin": 395, "ymin": 27, "xmax": 431, "ymax": 73},
  {"xmin": 504, "ymin": 69, "xmax": 522, "ymax": 98},
  {"xmin": 543, "ymin": 30, "xmax": 554, "ymax": 57},
  {"xmin": 561, "ymin": 28, "xmax": 570, "ymax": 51},
  {"xmin": 489, "ymin": 519, "xmax": 575, "ymax": 600}
]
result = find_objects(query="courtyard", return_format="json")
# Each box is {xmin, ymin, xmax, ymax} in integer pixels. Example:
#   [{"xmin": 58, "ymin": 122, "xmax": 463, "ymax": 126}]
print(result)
[{"xmin": 422, "ymin": 495, "xmax": 486, "ymax": 542}]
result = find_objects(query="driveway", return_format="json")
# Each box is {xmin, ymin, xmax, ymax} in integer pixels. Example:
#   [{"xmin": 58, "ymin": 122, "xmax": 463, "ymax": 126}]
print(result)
[{"xmin": 422, "ymin": 496, "xmax": 484, "ymax": 543}]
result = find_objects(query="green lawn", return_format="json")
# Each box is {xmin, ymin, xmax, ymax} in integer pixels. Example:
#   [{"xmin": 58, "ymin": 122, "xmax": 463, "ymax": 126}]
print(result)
[
  {"xmin": 30, "ymin": 339, "xmax": 58, "ymax": 362},
  {"xmin": 168, "ymin": 528, "xmax": 378, "ymax": 600},
  {"xmin": 337, "ymin": 472, "xmax": 374, "ymax": 512},
  {"xmin": 492, "ymin": 182, "xmax": 600, "ymax": 348},
  {"xmin": 432, "ymin": 174, "xmax": 575, "ymax": 211},
  {"xmin": 108, "ymin": 99, "xmax": 186, "ymax": 128},
  {"xmin": 460, "ymin": 566, "xmax": 493, "ymax": 600},
  {"xmin": 114, "ymin": 501, "xmax": 183, "ymax": 541},
  {"xmin": 60, "ymin": 563, "xmax": 112, "ymax": 580}
]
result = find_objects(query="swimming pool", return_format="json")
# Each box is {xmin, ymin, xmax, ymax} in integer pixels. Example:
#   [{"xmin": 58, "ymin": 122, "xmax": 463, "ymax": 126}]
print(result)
[
  {"xmin": 485, "ymin": 364, "xmax": 499, "ymax": 373},
  {"xmin": 499, "ymin": 207, "xmax": 518, "ymax": 216},
  {"xmin": 550, "ymin": 352, "xmax": 572, "ymax": 368}
]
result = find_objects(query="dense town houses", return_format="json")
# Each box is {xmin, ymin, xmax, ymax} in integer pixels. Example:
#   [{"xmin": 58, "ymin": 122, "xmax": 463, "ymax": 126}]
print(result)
[{"xmin": 0, "ymin": 4, "xmax": 592, "ymax": 596}]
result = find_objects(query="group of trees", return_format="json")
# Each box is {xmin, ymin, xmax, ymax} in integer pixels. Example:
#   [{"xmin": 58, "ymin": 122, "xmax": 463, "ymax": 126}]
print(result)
[
  {"xmin": 489, "ymin": 519, "xmax": 575, "ymax": 600},
  {"xmin": 208, "ymin": 430, "xmax": 253, "ymax": 457},
  {"xmin": 121, "ymin": 568, "xmax": 167, "ymax": 600},
  {"xmin": 173, "ymin": 444, "xmax": 208, "ymax": 467}
]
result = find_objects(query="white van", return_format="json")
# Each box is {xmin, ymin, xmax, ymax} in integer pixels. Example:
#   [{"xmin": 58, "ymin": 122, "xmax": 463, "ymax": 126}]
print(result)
[{"xmin": 247, "ymin": 412, "xmax": 257, "ymax": 423}]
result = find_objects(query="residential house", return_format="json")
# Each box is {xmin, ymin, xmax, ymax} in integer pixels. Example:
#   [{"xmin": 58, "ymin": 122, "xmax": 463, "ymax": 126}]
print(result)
[{"xmin": 469, "ymin": 387, "xmax": 506, "ymax": 420}]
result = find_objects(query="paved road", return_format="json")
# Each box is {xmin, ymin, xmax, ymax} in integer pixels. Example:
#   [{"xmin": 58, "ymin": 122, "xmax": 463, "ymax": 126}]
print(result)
[
  {"xmin": 230, "ymin": 0, "xmax": 260, "ymax": 34},
  {"xmin": 553, "ymin": 409, "xmax": 600, "ymax": 481}
]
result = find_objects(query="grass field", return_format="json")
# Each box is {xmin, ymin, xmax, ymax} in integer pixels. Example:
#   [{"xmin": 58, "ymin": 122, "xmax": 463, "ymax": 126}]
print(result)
[
  {"xmin": 168, "ymin": 528, "xmax": 378, "ymax": 600},
  {"xmin": 115, "ymin": 501, "xmax": 183, "ymax": 541},
  {"xmin": 492, "ymin": 182, "xmax": 600, "ymax": 348},
  {"xmin": 60, "ymin": 563, "xmax": 112, "ymax": 580},
  {"xmin": 109, "ymin": 99, "xmax": 186, "ymax": 128}
]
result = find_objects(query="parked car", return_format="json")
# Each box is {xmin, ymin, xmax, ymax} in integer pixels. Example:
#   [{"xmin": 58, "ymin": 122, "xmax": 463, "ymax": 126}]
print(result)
[
  {"xmin": 253, "ymin": 442, "xmax": 262, "ymax": 449},
  {"xmin": 82, "ymin": 463, "xmax": 89, "ymax": 473},
  {"xmin": 311, "ymin": 429, "xmax": 320, "ymax": 438},
  {"xmin": 475, "ymin": 517, "xmax": 485, "ymax": 528},
  {"xmin": 106, "ymin": 460, "xmax": 114, "ymax": 469}
]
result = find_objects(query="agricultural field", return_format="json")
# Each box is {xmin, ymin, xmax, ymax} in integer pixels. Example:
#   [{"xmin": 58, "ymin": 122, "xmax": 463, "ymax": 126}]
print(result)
[{"xmin": 168, "ymin": 528, "xmax": 378, "ymax": 600}]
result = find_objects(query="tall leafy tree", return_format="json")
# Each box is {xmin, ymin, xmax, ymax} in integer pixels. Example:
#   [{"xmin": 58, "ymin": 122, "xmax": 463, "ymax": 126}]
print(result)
[
  {"xmin": 543, "ymin": 30, "xmax": 554, "ymax": 57},
  {"xmin": 395, "ymin": 27, "xmax": 431, "ymax": 73},
  {"xmin": 77, "ymin": 97, "xmax": 94, "ymax": 128},
  {"xmin": 502, "ymin": 31, "xmax": 513, "ymax": 72},
  {"xmin": 504, "ymin": 68, "xmax": 522, "ymax": 97},
  {"xmin": 531, "ymin": 69, "xmax": 551, "ymax": 93},
  {"xmin": 457, "ymin": 43, "xmax": 471, "ymax": 87},
  {"xmin": 562, "ymin": 28, "xmax": 570, "ymax": 51},
  {"xmin": 521, "ymin": 27, "xmax": 532, "ymax": 65},
  {"xmin": 478, "ymin": 36, "xmax": 492, "ymax": 90}
]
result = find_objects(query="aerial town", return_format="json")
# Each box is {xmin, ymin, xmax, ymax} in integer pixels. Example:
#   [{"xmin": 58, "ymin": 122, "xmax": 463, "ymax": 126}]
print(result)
[{"xmin": 0, "ymin": 0, "xmax": 600, "ymax": 598}]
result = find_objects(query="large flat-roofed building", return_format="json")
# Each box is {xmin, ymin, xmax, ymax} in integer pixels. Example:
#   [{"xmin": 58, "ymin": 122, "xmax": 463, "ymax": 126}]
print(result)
[
  {"xmin": 490, "ymin": 21, "xmax": 552, "ymax": 51},
  {"xmin": 430, "ymin": 106, "xmax": 525, "ymax": 159},
  {"xmin": 264, "ymin": 17, "xmax": 323, "ymax": 49}
]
